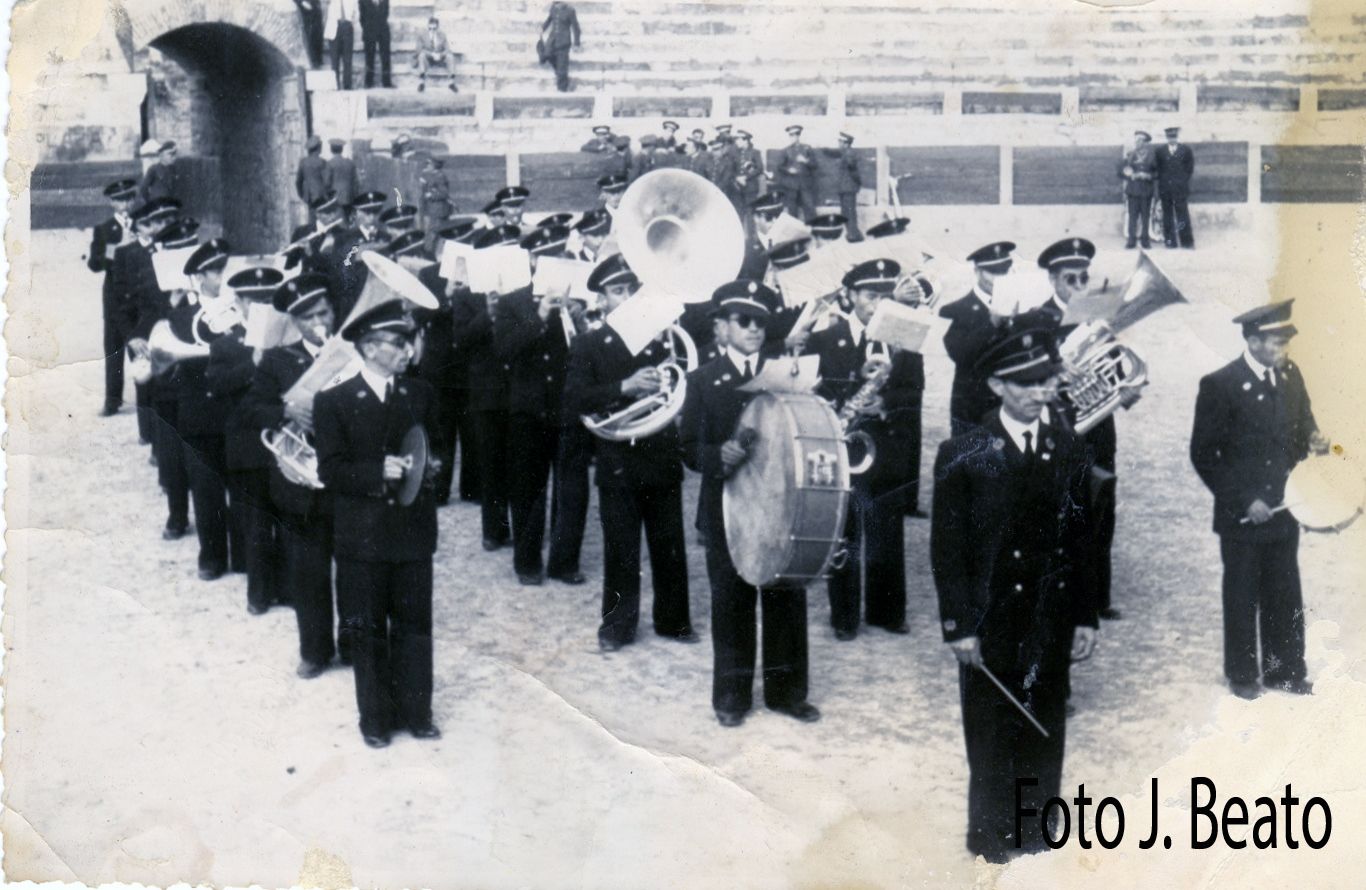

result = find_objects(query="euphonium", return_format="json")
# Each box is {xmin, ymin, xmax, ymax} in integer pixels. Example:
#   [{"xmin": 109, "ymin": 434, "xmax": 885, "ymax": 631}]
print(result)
[
  {"xmin": 582, "ymin": 169, "xmax": 741, "ymax": 442},
  {"xmin": 1055, "ymin": 251, "xmax": 1186, "ymax": 434},
  {"xmin": 836, "ymin": 353, "xmax": 892, "ymax": 474}
]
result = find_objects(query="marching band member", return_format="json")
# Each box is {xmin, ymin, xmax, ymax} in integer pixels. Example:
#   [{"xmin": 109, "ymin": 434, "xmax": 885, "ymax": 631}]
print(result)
[
  {"xmin": 595, "ymin": 173, "xmax": 628, "ymax": 214},
  {"xmin": 113, "ymin": 196, "xmax": 181, "ymax": 447},
  {"xmin": 90, "ymin": 178, "xmax": 138, "ymax": 417},
  {"xmin": 451, "ymin": 223, "xmax": 522, "ymax": 550},
  {"xmin": 940, "ymin": 241, "xmax": 1015, "ymax": 436},
  {"xmin": 1014, "ymin": 237, "xmax": 1136, "ymax": 621},
  {"xmin": 495, "ymin": 185, "xmax": 530, "ymax": 227},
  {"xmin": 245, "ymin": 273, "xmax": 348, "ymax": 677},
  {"xmin": 285, "ymin": 190, "xmax": 346, "ymax": 277},
  {"xmin": 931, "ymin": 328, "xmax": 1097, "ymax": 862},
  {"xmin": 380, "ymin": 202, "xmax": 419, "ymax": 234},
  {"xmin": 435, "ymin": 219, "xmax": 485, "ymax": 503},
  {"xmin": 563, "ymin": 254, "xmax": 697, "ymax": 651},
  {"xmin": 680, "ymin": 280, "xmax": 820, "ymax": 728},
  {"xmin": 494, "ymin": 224, "xmax": 587, "ymax": 585},
  {"xmin": 315, "ymin": 301, "xmax": 441, "ymax": 748},
  {"xmin": 802, "ymin": 259, "xmax": 923, "ymax": 640},
  {"xmin": 1190, "ymin": 300, "xmax": 1326, "ymax": 699},
  {"xmin": 210, "ymin": 266, "xmax": 289, "ymax": 614},
  {"xmin": 170, "ymin": 238, "xmax": 241, "ymax": 580},
  {"xmin": 806, "ymin": 213, "xmax": 847, "ymax": 251},
  {"xmin": 329, "ymin": 190, "xmax": 390, "ymax": 318},
  {"xmin": 571, "ymin": 209, "xmax": 611, "ymax": 263}
]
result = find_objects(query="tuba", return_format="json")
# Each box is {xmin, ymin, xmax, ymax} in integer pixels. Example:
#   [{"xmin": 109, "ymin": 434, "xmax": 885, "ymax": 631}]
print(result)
[
  {"xmin": 1056, "ymin": 250, "xmax": 1186, "ymax": 434},
  {"xmin": 581, "ymin": 169, "xmax": 741, "ymax": 442},
  {"xmin": 261, "ymin": 251, "xmax": 441, "ymax": 488}
]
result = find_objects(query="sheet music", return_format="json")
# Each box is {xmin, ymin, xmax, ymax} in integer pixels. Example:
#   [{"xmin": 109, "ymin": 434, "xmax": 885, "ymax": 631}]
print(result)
[
  {"xmin": 990, "ymin": 268, "xmax": 1052, "ymax": 318},
  {"xmin": 532, "ymin": 256, "xmax": 596, "ymax": 302},
  {"xmin": 866, "ymin": 299, "xmax": 938, "ymax": 353},
  {"xmin": 151, "ymin": 246, "xmax": 197, "ymax": 292},
  {"xmin": 605, "ymin": 293, "xmax": 685, "ymax": 356},
  {"xmin": 243, "ymin": 302, "xmax": 300, "ymax": 349},
  {"xmin": 773, "ymin": 250, "xmax": 847, "ymax": 307},
  {"xmin": 438, "ymin": 239, "xmax": 474, "ymax": 284},
  {"xmin": 737, "ymin": 354, "xmax": 820, "ymax": 394},
  {"xmin": 467, "ymin": 245, "xmax": 531, "ymax": 293}
]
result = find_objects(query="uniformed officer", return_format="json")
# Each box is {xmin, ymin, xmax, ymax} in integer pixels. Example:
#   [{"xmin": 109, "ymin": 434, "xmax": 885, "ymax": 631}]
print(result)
[
  {"xmin": 245, "ymin": 273, "xmax": 349, "ymax": 677},
  {"xmin": 738, "ymin": 192, "xmax": 784, "ymax": 282},
  {"xmin": 212, "ymin": 266, "xmax": 288, "ymax": 614},
  {"xmin": 1156, "ymin": 126, "xmax": 1196, "ymax": 248},
  {"xmin": 538, "ymin": 212, "xmax": 575, "ymax": 230},
  {"xmin": 1014, "ymin": 237, "xmax": 1139, "ymax": 622},
  {"xmin": 563, "ymin": 254, "xmax": 697, "ymax": 651},
  {"xmin": 940, "ymin": 241, "xmax": 1016, "ymax": 435},
  {"xmin": 596, "ymin": 173, "xmax": 628, "ymax": 213},
  {"xmin": 732, "ymin": 130, "xmax": 765, "ymax": 219},
  {"xmin": 435, "ymin": 219, "xmax": 485, "ymax": 503},
  {"xmin": 115, "ymin": 197, "xmax": 182, "ymax": 449},
  {"xmin": 328, "ymin": 190, "xmax": 390, "ymax": 319},
  {"xmin": 89, "ymin": 178, "xmax": 138, "ymax": 416},
  {"xmin": 807, "ymin": 213, "xmax": 846, "ymax": 250},
  {"xmin": 296, "ymin": 135, "xmax": 332, "ymax": 215},
  {"xmin": 285, "ymin": 190, "xmax": 346, "ymax": 276},
  {"xmin": 801, "ymin": 258, "xmax": 924, "ymax": 640},
  {"xmin": 680, "ymin": 279, "xmax": 821, "ymax": 727},
  {"xmin": 451, "ymin": 223, "xmax": 522, "ymax": 549},
  {"xmin": 707, "ymin": 136, "xmax": 738, "ymax": 205},
  {"xmin": 581, "ymin": 124, "xmax": 615, "ymax": 153},
  {"xmin": 1119, "ymin": 129, "xmax": 1157, "ymax": 249},
  {"xmin": 825, "ymin": 131, "xmax": 863, "ymax": 242},
  {"xmin": 380, "ymin": 203, "xmax": 419, "ymax": 234},
  {"xmin": 931, "ymin": 328, "xmax": 1098, "ymax": 862},
  {"xmin": 684, "ymin": 136, "xmax": 714, "ymax": 182},
  {"xmin": 775, "ymin": 124, "xmax": 817, "ymax": 222},
  {"xmin": 314, "ymin": 301, "xmax": 441, "ymax": 748},
  {"xmin": 494, "ymin": 224, "xmax": 588, "ymax": 584},
  {"xmin": 326, "ymin": 138, "xmax": 360, "ymax": 210},
  {"xmin": 572, "ymin": 209, "xmax": 611, "ymax": 263},
  {"xmin": 1190, "ymin": 300, "xmax": 1325, "ymax": 699},
  {"xmin": 659, "ymin": 119, "xmax": 679, "ymax": 151},
  {"xmin": 138, "ymin": 141, "xmax": 181, "ymax": 205},
  {"xmin": 496, "ymin": 185, "xmax": 531, "ymax": 227},
  {"xmin": 170, "ymin": 238, "xmax": 242, "ymax": 580}
]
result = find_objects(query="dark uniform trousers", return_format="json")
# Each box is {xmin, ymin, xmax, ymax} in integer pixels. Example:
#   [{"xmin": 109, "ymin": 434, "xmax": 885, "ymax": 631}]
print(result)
[
  {"xmin": 89, "ymin": 216, "xmax": 128, "ymax": 409},
  {"xmin": 332, "ymin": 20, "xmax": 355, "ymax": 89},
  {"xmin": 452, "ymin": 385, "xmax": 480, "ymax": 501},
  {"xmin": 681, "ymin": 354, "xmax": 809, "ymax": 713},
  {"xmin": 932, "ymin": 416, "xmax": 1096, "ymax": 861},
  {"xmin": 151, "ymin": 386, "xmax": 190, "ymax": 530},
  {"xmin": 359, "ymin": 0, "xmax": 392, "ymax": 87},
  {"xmin": 182, "ymin": 433, "xmax": 233, "ymax": 573},
  {"xmin": 316, "ymin": 374, "xmax": 438, "ymax": 737},
  {"xmin": 565, "ymin": 325, "xmax": 692, "ymax": 645},
  {"xmin": 547, "ymin": 422, "xmax": 593, "ymax": 578},
  {"xmin": 828, "ymin": 480, "xmax": 907, "ymax": 634},
  {"xmin": 508, "ymin": 415, "xmax": 558, "ymax": 575},
  {"xmin": 452, "ymin": 287, "xmax": 511, "ymax": 536},
  {"xmin": 225, "ymin": 468, "xmax": 283, "ymax": 609},
  {"xmin": 474, "ymin": 410, "xmax": 512, "ymax": 542},
  {"xmin": 1192, "ymin": 356, "xmax": 1315, "ymax": 687}
]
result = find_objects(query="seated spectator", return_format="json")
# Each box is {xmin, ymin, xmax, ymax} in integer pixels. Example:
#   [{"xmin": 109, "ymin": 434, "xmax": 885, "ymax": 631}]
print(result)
[{"xmin": 416, "ymin": 16, "xmax": 458, "ymax": 92}]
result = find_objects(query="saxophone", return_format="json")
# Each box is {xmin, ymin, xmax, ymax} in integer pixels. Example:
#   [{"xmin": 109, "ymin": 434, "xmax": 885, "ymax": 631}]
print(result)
[{"xmin": 836, "ymin": 353, "xmax": 892, "ymax": 474}]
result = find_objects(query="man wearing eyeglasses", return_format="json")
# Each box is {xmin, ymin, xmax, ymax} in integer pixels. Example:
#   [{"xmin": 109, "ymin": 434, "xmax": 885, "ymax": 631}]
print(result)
[
  {"xmin": 314, "ymin": 300, "xmax": 440, "ymax": 749},
  {"xmin": 1013, "ymin": 238, "xmax": 1139, "ymax": 622},
  {"xmin": 680, "ymin": 280, "xmax": 821, "ymax": 728}
]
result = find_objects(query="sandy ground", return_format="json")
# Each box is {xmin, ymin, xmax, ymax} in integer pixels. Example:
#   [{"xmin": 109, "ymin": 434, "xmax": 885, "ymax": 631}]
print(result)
[{"xmin": 4, "ymin": 204, "xmax": 1366, "ymax": 889}]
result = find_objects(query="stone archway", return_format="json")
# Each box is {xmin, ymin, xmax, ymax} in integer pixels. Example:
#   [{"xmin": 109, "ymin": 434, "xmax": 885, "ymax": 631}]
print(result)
[{"xmin": 137, "ymin": 8, "xmax": 309, "ymax": 252}]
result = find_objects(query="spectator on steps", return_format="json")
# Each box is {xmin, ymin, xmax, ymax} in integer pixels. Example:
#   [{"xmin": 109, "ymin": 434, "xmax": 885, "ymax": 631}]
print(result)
[
  {"xmin": 416, "ymin": 16, "xmax": 458, "ymax": 92},
  {"xmin": 294, "ymin": 0, "xmax": 325, "ymax": 68},
  {"xmin": 541, "ymin": 1, "xmax": 581, "ymax": 93},
  {"xmin": 324, "ymin": 0, "xmax": 356, "ymax": 90},
  {"xmin": 359, "ymin": 0, "xmax": 393, "ymax": 88},
  {"xmin": 326, "ymin": 138, "xmax": 360, "ymax": 210}
]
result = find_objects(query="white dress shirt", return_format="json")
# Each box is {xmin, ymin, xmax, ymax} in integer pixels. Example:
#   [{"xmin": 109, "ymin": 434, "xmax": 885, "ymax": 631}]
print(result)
[
  {"xmin": 359, "ymin": 364, "xmax": 393, "ymax": 402},
  {"xmin": 725, "ymin": 346, "xmax": 758, "ymax": 379},
  {"xmin": 1243, "ymin": 348, "xmax": 1275, "ymax": 387},
  {"xmin": 998, "ymin": 409, "xmax": 1041, "ymax": 456}
]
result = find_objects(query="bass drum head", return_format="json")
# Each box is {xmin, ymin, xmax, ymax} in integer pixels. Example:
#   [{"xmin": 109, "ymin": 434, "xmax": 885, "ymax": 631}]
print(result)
[
  {"xmin": 724, "ymin": 392, "xmax": 849, "ymax": 587},
  {"xmin": 1286, "ymin": 452, "xmax": 1365, "ymax": 533}
]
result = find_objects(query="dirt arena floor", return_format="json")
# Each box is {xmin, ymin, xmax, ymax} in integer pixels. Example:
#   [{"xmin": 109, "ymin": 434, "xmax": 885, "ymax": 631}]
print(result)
[{"xmin": 4, "ymin": 204, "xmax": 1366, "ymax": 889}]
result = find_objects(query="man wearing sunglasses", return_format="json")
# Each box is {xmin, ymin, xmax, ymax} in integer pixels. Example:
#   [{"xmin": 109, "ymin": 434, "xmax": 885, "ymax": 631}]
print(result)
[
  {"xmin": 1013, "ymin": 237, "xmax": 1139, "ymax": 623},
  {"xmin": 680, "ymin": 280, "xmax": 821, "ymax": 728}
]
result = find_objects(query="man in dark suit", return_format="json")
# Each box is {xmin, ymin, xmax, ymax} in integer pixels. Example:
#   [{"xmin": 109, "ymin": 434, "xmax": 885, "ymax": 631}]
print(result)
[
  {"xmin": 358, "ymin": 0, "xmax": 393, "ymax": 88},
  {"xmin": 294, "ymin": 0, "xmax": 325, "ymax": 67},
  {"xmin": 931, "ymin": 328, "xmax": 1098, "ymax": 862},
  {"xmin": 315, "ymin": 301, "xmax": 441, "ymax": 748},
  {"xmin": 680, "ymin": 279, "xmax": 820, "ymax": 728},
  {"xmin": 825, "ymin": 131, "xmax": 864, "ymax": 242},
  {"xmin": 563, "ymin": 254, "xmax": 697, "ymax": 651},
  {"xmin": 211, "ymin": 267, "xmax": 289, "ymax": 614},
  {"xmin": 451, "ymin": 224, "xmax": 522, "ymax": 550},
  {"xmin": 796, "ymin": 259, "xmax": 924, "ymax": 640},
  {"xmin": 246, "ymin": 274, "xmax": 348, "ymax": 677},
  {"xmin": 494, "ymin": 225, "xmax": 589, "ymax": 585},
  {"xmin": 325, "ymin": 0, "xmax": 356, "ymax": 89},
  {"xmin": 940, "ymin": 241, "xmax": 1015, "ymax": 435},
  {"xmin": 326, "ymin": 139, "xmax": 360, "ymax": 209},
  {"xmin": 89, "ymin": 178, "xmax": 138, "ymax": 416},
  {"xmin": 296, "ymin": 135, "xmax": 332, "ymax": 215},
  {"xmin": 1118, "ymin": 129, "xmax": 1157, "ymax": 250},
  {"xmin": 775, "ymin": 124, "xmax": 817, "ymax": 222},
  {"xmin": 1155, "ymin": 125, "xmax": 1195, "ymax": 248},
  {"xmin": 541, "ymin": 0, "xmax": 581, "ymax": 92},
  {"xmin": 1012, "ymin": 237, "xmax": 1139, "ymax": 622},
  {"xmin": 1190, "ymin": 300, "xmax": 1324, "ymax": 700},
  {"xmin": 138, "ymin": 141, "xmax": 181, "ymax": 206}
]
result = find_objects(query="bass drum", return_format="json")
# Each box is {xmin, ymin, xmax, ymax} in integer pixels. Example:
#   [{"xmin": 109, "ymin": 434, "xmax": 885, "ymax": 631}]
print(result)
[
  {"xmin": 1285, "ymin": 452, "xmax": 1365, "ymax": 533},
  {"xmin": 723, "ymin": 392, "xmax": 851, "ymax": 587}
]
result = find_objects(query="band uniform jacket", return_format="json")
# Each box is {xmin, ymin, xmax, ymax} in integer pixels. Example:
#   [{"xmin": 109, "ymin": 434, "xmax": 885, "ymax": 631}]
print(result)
[
  {"xmin": 296, "ymin": 153, "xmax": 332, "ymax": 205},
  {"xmin": 287, "ymin": 221, "xmax": 335, "ymax": 276},
  {"xmin": 109, "ymin": 240, "xmax": 164, "ymax": 341},
  {"xmin": 451, "ymin": 284, "xmax": 512, "ymax": 412},
  {"xmin": 243, "ymin": 341, "xmax": 330, "ymax": 518},
  {"xmin": 492, "ymin": 286, "xmax": 575, "ymax": 425},
  {"xmin": 209, "ymin": 329, "xmax": 274, "ymax": 472},
  {"xmin": 326, "ymin": 223, "xmax": 391, "ymax": 320},
  {"xmin": 827, "ymin": 145, "xmax": 862, "ymax": 194},
  {"xmin": 165, "ymin": 299, "xmax": 232, "ymax": 439},
  {"xmin": 940, "ymin": 288, "xmax": 1002, "ymax": 429},
  {"xmin": 1155, "ymin": 143, "xmax": 1195, "ymax": 197},
  {"xmin": 541, "ymin": 1, "xmax": 581, "ymax": 51},
  {"xmin": 410, "ymin": 264, "xmax": 458, "ymax": 391},
  {"xmin": 1118, "ymin": 145, "xmax": 1157, "ymax": 198},
  {"xmin": 805, "ymin": 317, "xmax": 924, "ymax": 491},
  {"xmin": 314, "ymin": 373, "xmax": 438, "ymax": 562},
  {"xmin": 775, "ymin": 142, "xmax": 816, "ymax": 191},
  {"xmin": 326, "ymin": 154, "xmax": 360, "ymax": 208},
  {"xmin": 419, "ymin": 168, "xmax": 452, "ymax": 224},
  {"xmin": 679, "ymin": 353, "xmax": 759, "ymax": 538},
  {"xmin": 88, "ymin": 215, "xmax": 127, "ymax": 276},
  {"xmin": 931, "ymin": 413, "xmax": 1098, "ymax": 680},
  {"xmin": 563, "ymin": 324, "xmax": 685, "ymax": 489},
  {"xmin": 1190, "ymin": 356, "xmax": 1316, "ymax": 542}
]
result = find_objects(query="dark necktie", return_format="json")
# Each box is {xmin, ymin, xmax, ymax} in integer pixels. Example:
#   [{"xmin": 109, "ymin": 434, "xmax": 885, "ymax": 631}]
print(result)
[
  {"xmin": 1264, "ymin": 369, "xmax": 1275, "ymax": 389},
  {"xmin": 741, "ymin": 359, "xmax": 753, "ymax": 382},
  {"xmin": 384, "ymin": 379, "xmax": 394, "ymax": 402},
  {"xmin": 1022, "ymin": 430, "xmax": 1034, "ymax": 460}
]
